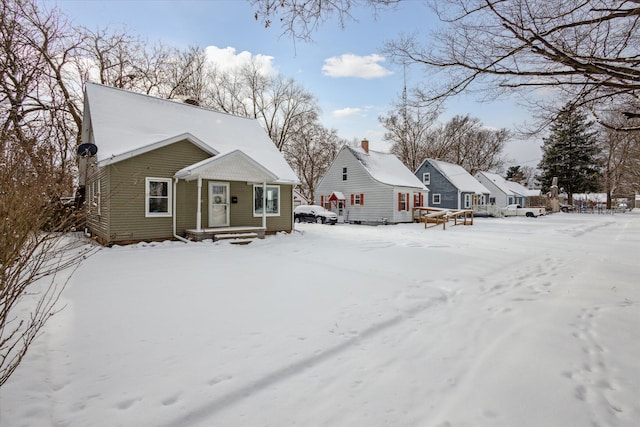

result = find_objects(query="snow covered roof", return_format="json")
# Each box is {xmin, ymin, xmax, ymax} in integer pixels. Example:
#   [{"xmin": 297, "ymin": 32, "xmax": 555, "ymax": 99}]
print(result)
[
  {"xmin": 504, "ymin": 180, "xmax": 541, "ymax": 197},
  {"xmin": 82, "ymin": 82, "xmax": 299, "ymax": 184},
  {"xmin": 477, "ymin": 171, "xmax": 516, "ymax": 196},
  {"xmin": 347, "ymin": 146, "xmax": 427, "ymax": 190},
  {"xmin": 427, "ymin": 159, "xmax": 489, "ymax": 194},
  {"xmin": 477, "ymin": 171, "xmax": 541, "ymax": 197}
]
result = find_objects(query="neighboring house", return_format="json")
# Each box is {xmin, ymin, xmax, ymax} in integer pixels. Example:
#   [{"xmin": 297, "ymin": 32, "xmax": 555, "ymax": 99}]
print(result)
[
  {"xmin": 504, "ymin": 180, "xmax": 542, "ymax": 207},
  {"xmin": 81, "ymin": 83, "xmax": 299, "ymax": 245},
  {"xmin": 477, "ymin": 171, "xmax": 542, "ymax": 208},
  {"xmin": 415, "ymin": 159, "xmax": 490, "ymax": 211},
  {"xmin": 316, "ymin": 139, "xmax": 428, "ymax": 224},
  {"xmin": 476, "ymin": 171, "xmax": 520, "ymax": 207},
  {"xmin": 293, "ymin": 189, "xmax": 309, "ymax": 207}
]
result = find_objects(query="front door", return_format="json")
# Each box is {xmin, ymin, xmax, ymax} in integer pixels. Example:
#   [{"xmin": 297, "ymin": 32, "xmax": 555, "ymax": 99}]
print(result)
[
  {"xmin": 208, "ymin": 182, "xmax": 229, "ymax": 227},
  {"xmin": 337, "ymin": 201, "xmax": 345, "ymax": 223}
]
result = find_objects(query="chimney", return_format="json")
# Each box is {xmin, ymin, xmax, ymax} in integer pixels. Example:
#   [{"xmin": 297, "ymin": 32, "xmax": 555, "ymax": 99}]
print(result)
[{"xmin": 361, "ymin": 138, "xmax": 369, "ymax": 153}]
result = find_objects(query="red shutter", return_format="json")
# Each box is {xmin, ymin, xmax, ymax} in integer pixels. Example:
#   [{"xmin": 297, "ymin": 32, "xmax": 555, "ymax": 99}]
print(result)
[
  {"xmin": 407, "ymin": 193, "xmax": 410, "ymax": 211},
  {"xmin": 320, "ymin": 195, "xmax": 324, "ymax": 206},
  {"xmin": 419, "ymin": 193, "xmax": 424, "ymax": 207},
  {"xmin": 398, "ymin": 193, "xmax": 402, "ymax": 211},
  {"xmin": 351, "ymin": 194, "xmax": 355, "ymax": 205},
  {"xmin": 360, "ymin": 193, "xmax": 364, "ymax": 205}
]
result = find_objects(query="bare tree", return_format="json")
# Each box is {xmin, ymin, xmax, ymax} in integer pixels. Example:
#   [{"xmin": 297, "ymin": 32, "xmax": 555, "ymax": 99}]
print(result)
[
  {"xmin": 380, "ymin": 91, "xmax": 439, "ymax": 171},
  {"xmin": 0, "ymin": 130, "xmax": 94, "ymax": 388},
  {"xmin": 599, "ymin": 112, "xmax": 640, "ymax": 207},
  {"xmin": 426, "ymin": 115, "xmax": 508, "ymax": 174},
  {"xmin": 250, "ymin": 0, "xmax": 402, "ymax": 41},
  {"xmin": 284, "ymin": 122, "xmax": 342, "ymax": 202},
  {"xmin": 384, "ymin": 0, "xmax": 640, "ymax": 129},
  {"xmin": 0, "ymin": 0, "xmax": 96, "ymax": 388},
  {"xmin": 252, "ymin": 0, "xmax": 640, "ymax": 129}
]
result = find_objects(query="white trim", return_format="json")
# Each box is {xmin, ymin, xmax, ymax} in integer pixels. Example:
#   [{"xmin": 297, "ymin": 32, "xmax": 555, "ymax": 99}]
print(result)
[
  {"xmin": 423, "ymin": 172, "xmax": 430, "ymax": 185},
  {"xmin": 432, "ymin": 193, "xmax": 441, "ymax": 205},
  {"xmin": 464, "ymin": 193, "xmax": 472, "ymax": 209},
  {"xmin": 98, "ymin": 133, "xmax": 218, "ymax": 167},
  {"xmin": 145, "ymin": 177, "xmax": 172, "ymax": 217},
  {"xmin": 196, "ymin": 177, "xmax": 203, "ymax": 231},
  {"xmin": 253, "ymin": 184, "xmax": 281, "ymax": 217}
]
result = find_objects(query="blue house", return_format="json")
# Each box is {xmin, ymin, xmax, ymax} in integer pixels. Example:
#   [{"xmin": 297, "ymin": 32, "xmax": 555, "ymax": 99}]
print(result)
[{"xmin": 415, "ymin": 159, "xmax": 490, "ymax": 211}]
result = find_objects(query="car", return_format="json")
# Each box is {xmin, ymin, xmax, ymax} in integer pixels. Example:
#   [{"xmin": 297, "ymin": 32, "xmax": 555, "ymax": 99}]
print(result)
[
  {"xmin": 560, "ymin": 204, "xmax": 576, "ymax": 213},
  {"xmin": 294, "ymin": 205, "xmax": 338, "ymax": 224}
]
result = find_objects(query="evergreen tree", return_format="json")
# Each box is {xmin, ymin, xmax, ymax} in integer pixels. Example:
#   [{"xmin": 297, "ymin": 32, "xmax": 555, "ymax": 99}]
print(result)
[
  {"xmin": 505, "ymin": 166, "xmax": 526, "ymax": 184},
  {"xmin": 538, "ymin": 104, "xmax": 602, "ymax": 204}
]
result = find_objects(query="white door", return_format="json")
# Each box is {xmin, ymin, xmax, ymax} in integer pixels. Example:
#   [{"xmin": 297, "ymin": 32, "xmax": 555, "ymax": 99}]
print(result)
[{"xmin": 208, "ymin": 182, "xmax": 229, "ymax": 227}]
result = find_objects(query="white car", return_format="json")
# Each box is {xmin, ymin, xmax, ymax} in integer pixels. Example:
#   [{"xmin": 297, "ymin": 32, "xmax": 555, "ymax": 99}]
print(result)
[{"xmin": 294, "ymin": 205, "xmax": 338, "ymax": 224}]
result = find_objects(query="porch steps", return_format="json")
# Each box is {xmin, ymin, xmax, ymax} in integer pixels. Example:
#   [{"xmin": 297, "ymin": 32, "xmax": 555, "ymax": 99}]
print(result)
[
  {"xmin": 215, "ymin": 232, "xmax": 259, "ymax": 245},
  {"xmin": 185, "ymin": 227, "xmax": 266, "ymax": 243}
]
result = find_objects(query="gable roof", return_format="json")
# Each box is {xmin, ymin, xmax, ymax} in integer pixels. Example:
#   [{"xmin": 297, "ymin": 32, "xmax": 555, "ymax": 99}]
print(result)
[
  {"xmin": 476, "ymin": 171, "xmax": 516, "ymax": 196},
  {"xmin": 346, "ymin": 146, "xmax": 427, "ymax": 190},
  {"xmin": 82, "ymin": 83, "xmax": 298, "ymax": 183},
  {"xmin": 426, "ymin": 159, "xmax": 489, "ymax": 194},
  {"xmin": 504, "ymin": 179, "xmax": 541, "ymax": 197}
]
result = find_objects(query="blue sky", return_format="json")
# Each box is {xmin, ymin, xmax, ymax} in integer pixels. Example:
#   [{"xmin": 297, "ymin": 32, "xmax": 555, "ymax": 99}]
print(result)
[{"xmin": 49, "ymin": 0, "xmax": 542, "ymax": 167}]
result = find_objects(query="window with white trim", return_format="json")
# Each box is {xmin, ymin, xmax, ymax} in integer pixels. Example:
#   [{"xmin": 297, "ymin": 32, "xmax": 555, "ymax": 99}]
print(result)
[
  {"xmin": 254, "ymin": 185, "xmax": 280, "ymax": 216},
  {"xmin": 423, "ymin": 172, "xmax": 430, "ymax": 185},
  {"xmin": 399, "ymin": 193, "xmax": 407, "ymax": 211},
  {"xmin": 354, "ymin": 193, "xmax": 361, "ymax": 205},
  {"xmin": 432, "ymin": 193, "xmax": 441, "ymax": 205},
  {"xmin": 464, "ymin": 193, "xmax": 472, "ymax": 209},
  {"xmin": 342, "ymin": 167, "xmax": 348, "ymax": 181},
  {"xmin": 145, "ymin": 177, "xmax": 172, "ymax": 217}
]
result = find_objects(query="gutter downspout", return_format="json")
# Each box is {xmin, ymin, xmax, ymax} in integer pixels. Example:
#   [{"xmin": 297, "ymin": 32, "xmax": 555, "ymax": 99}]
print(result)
[
  {"xmin": 196, "ymin": 176, "xmax": 202, "ymax": 231},
  {"xmin": 262, "ymin": 180, "xmax": 267, "ymax": 229},
  {"xmin": 457, "ymin": 190, "xmax": 461, "ymax": 210},
  {"xmin": 173, "ymin": 177, "xmax": 189, "ymax": 243}
]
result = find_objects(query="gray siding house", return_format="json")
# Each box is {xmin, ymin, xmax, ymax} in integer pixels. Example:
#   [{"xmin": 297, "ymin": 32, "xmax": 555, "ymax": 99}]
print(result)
[
  {"xmin": 415, "ymin": 159, "xmax": 490, "ymax": 211},
  {"xmin": 81, "ymin": 83, "xmax": 299, "ymax": 245},
  {"xmin": 316, "ymin": 140, "xmax": 428, "ymax": 224}
]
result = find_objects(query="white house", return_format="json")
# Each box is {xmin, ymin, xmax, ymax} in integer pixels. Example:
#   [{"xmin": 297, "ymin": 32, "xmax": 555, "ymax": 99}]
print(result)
[
  {"xmin": 316, "ymin": 140, "xmax": 428, "ymax": 224},
  {"xmin": 476, "ymin": 171, "xmax": 541, "ymax": 207}
]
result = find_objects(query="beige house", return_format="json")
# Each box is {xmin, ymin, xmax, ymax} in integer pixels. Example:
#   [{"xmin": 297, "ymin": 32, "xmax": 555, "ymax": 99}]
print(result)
[{"xmin": 80, "ymin": 83, "xmax": 299, "ymax": 245}]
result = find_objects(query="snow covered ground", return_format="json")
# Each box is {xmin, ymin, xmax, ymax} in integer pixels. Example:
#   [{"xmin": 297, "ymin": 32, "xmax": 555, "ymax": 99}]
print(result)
[{"xmin": 2, "ymin": 211, "xmax": 639, "ymax": 427}]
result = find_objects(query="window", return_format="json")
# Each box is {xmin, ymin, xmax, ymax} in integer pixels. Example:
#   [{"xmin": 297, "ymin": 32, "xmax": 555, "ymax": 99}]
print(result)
[
  {"xmin": 464, "ymin": 194, "xmax": 472, "ymax": 209},
  {"xmin": 432, "ymin": 193, "xmax": 441, "ymax": 205},
  {"xmin": 398, "ymin": 193, "xmax": 407, "ymax": 211},
  {"xmin": 489, "ymin": 197, "xmax": 496, "ymax": 205},
  {"xmin": 350, "ymin": 193, "xmax": 364, "ymax": 205},
  {"xmin": 480, "ymin": 195, "xmax": 486, "ymax": 206},
  {"xmin": 342, "ymin": 167, "xmax": 348, "ymax": 181},
  {"xmin": 254, "ymin": 185, "xmax": 280, "ymax": 216},
  {"xmin": 422, "ymin": 172, "xmax": 430, "ymax": 185},
  {"xmin": 145, "ymin": 177, "xmax": 172, "ymax": 217}
]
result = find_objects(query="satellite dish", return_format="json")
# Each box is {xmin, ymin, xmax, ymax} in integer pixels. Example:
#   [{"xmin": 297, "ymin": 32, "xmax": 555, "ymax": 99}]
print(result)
[{"xmin": 77, "ymin": 143, "xmax": 98, "ymax": 157}]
